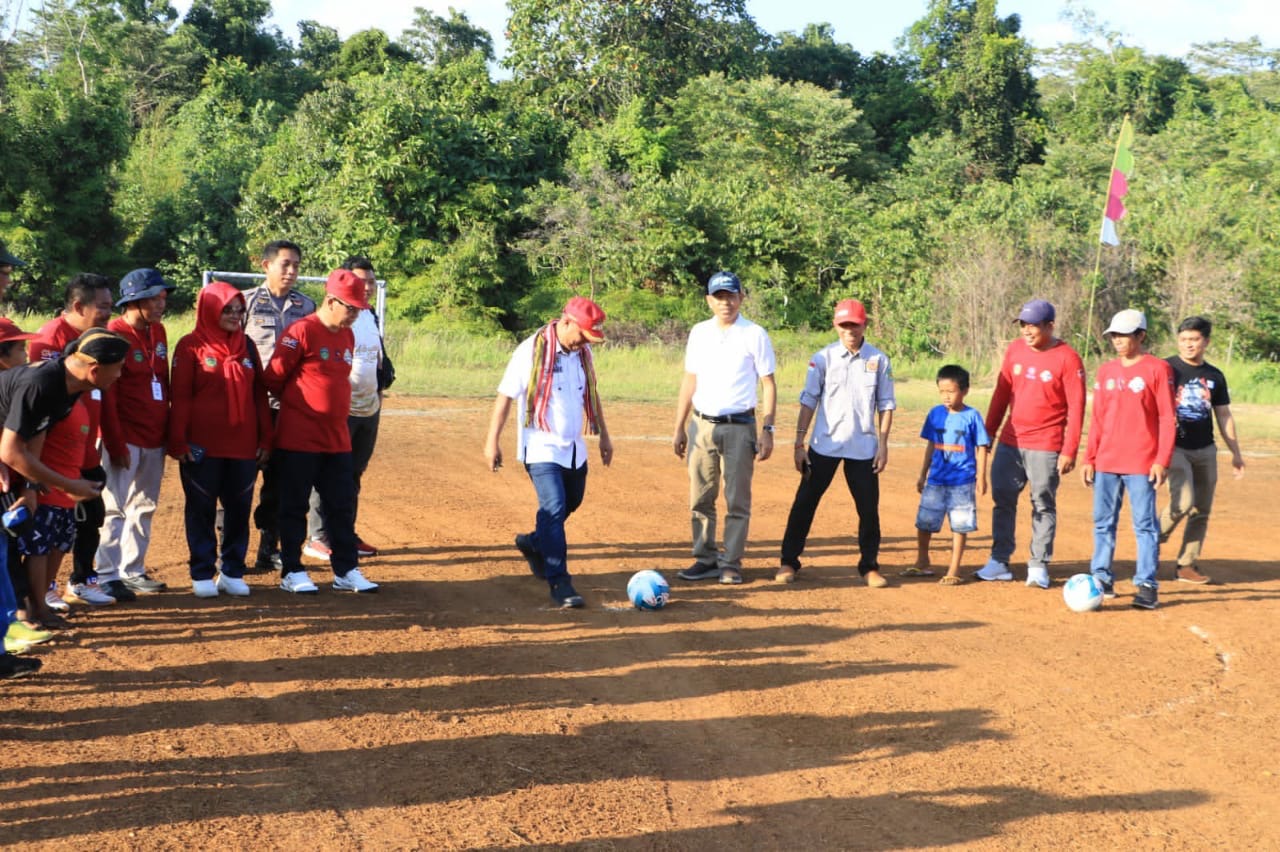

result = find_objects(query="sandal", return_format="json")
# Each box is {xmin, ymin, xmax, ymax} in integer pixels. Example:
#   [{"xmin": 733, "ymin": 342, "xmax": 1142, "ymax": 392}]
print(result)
[
  {"xmin": 938, "ymin": 575, "xmax": 966, "ymax": 586},
  {"xmin": 900, "ymin": 566, "xmax": 936, "ymax": 577}
]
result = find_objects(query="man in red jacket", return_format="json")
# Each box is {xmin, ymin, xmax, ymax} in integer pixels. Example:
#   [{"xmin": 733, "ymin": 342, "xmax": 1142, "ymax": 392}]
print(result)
[
  {"xmin": 978, "ymin": 300, "xmax": 1086, "ymax": 589},
  {"xmin": 29, "ymin": 273, "xmax": 118, "ymax": 605},
  {"xmin": 1082, "ymin": 309, "xmax": 1176, "ymax": 610},
  {"xmin": 97, "ymin": 268, "xmax": 174, "ymax": 599},
  {"xmin": 263, "ymin": 270, "xmax": 378, "ymax": 595}
]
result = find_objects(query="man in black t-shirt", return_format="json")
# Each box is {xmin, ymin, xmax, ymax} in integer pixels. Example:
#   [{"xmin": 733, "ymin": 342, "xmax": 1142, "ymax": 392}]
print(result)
[
  {"xmin": 0, "ymin": 328, "xmax": 127, "ymax": 678},
  {"xmin": 1159, "ymin": 317, "xmax": 1245, "ymax": 584}
]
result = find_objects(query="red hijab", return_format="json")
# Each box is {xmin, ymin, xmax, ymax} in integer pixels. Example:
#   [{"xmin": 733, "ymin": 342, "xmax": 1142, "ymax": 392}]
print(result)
[{"xmin": 193, "ymin": 281, "xmax": 253, "ymax": 426}]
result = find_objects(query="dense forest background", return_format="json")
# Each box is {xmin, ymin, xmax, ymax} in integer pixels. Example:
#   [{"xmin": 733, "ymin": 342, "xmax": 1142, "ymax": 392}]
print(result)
[{"xmin": 3, "ymin": 0, "xmax": 1279, "ymax": 361}]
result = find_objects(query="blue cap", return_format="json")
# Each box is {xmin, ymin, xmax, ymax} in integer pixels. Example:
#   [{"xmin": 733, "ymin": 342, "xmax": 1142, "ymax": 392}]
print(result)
[
  {"xmin": 116, "ymin": 268, "xmax": 175, "ymax": 307},
  {"xmin": 1016, "ymin": 299, "xmax": 1055, "ymax": 324},
  {"xmin": 707, "ymin": 271, "xmax": 741, "ymax": 294}
]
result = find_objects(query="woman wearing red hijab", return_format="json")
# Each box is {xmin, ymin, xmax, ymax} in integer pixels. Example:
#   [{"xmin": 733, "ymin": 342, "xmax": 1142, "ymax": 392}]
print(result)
[{"xmin": 167, "ymin": 282, "xmax": 271, "ymax": 597}]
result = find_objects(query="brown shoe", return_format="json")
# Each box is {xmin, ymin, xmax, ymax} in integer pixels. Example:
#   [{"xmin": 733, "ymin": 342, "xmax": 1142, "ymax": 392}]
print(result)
[
  {"xmin": 1176, "ymin": 565, "xmax": 1211, "ymax": 584},
  {"xmin": 864, "ymin": 569, "xmax": 889, "ymax": 588},
  {"xmin": 775, "ymin": 565, "xmax": 797, "ymax": 584}
]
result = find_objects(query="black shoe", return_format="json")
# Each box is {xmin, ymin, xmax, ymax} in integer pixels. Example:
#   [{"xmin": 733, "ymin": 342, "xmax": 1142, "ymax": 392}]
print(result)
[
  {"xmin": 515, "ymin": 533, "xmax": 546, "ymax": 579},
  {"xmin": 1, "ymin": 654, "xmax": 42, "ymax": 679},
  {"xmin": 253, "ymin": 543, "xmax": 282, "ymax": 573},
  {"xmin": 101, "ymin": 580, "xmax": 137, "ymax": 603},
  {"xmin": 1099, "ymin": 579, "xmax": 1117, "ymax": 599},
  {"xmin": 549, "ymin": 579, "xmax": 584, "ymax": 609},
  {"xmin": 123, "ymin": 574, "xmax": 167, "ymax": 594},
  {"xmin": 1132, "ymin": 584, "xmax": 1159, "ymax": 610},
  {"xmin": 677, "ymin": 562, "xmax": 720, "ymax": 581}
]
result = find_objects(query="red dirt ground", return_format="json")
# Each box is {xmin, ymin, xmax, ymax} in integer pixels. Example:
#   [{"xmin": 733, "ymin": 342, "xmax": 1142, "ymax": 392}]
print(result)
[{"xmin": 2, "ymin": 396, "xmax": 1277, "ymax": 850}]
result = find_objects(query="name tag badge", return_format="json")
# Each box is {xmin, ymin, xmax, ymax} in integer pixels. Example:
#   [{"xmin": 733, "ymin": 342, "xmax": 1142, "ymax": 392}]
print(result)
[
  {"xmin": 91, "ymin": 389, "xmax": 102, "ymax": 401},
  {"xmin": 152, "ymin": 380, "xmax": 164, "ymax": 401}
]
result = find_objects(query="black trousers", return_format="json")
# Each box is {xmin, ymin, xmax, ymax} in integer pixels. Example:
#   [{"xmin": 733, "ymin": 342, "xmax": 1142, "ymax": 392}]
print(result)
[
  {"xmin": 780, "ymin": 449, "xmax": 881, "ymax": 574},
  {"xmin": 275, "ymin": 449, "xmax": 357, "ymax": 578},
  {"xmin": 70, "ymin": 465, "xmax": 106, "ymax": 584},
  {"xmin": 181, "ymin": 456, "xmax": 257, "ymax": 580}
]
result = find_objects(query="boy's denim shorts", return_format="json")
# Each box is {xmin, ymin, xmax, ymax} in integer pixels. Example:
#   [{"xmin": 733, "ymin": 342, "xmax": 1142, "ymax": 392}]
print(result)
[{"xmin": 915, "ymin": 482, "xmax": 978, "ymax": 534}]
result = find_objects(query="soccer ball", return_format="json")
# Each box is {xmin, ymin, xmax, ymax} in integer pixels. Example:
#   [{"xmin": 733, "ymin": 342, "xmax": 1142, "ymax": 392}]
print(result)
[
  {"xmin": 627, "ymin": 570, "xmax": 670, "ymax": 610},
  {"xmin": 1062, "ymin": 573, "xmax": 1104, "ymax": 612}
]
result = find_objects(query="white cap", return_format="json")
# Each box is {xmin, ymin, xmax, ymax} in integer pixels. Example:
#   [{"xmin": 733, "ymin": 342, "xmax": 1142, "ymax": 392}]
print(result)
[{"xmin": 1104, "ymin": 309, "xmax": 1147, "ymax": 335}]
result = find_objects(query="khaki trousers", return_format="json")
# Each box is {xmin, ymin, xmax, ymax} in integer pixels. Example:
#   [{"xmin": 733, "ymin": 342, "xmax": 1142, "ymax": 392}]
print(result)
[
  {"xmin": 1159, "ymin": 444, "xmax": 1219, "ymax": 567},
  {"xmin": 688, "ymin": 418, "xmax": 756, "ymax": 570}
]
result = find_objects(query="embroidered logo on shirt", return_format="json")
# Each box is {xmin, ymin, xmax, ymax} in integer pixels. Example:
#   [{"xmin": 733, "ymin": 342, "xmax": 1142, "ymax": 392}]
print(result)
[
  {"xmin": 343, "ymin": 349, "xmax": 353, "ymax": 365},
  {"xmin": 203, "ymin": 356, "xmax": 218, "ymax": 369},
  {"xmin": 1104, "ymin": 379, "xmax": 1115, "ymax": 391},
  {"xmin": 1039, "ymin": 370, "xmax": 1052, "ymax": 382},
  {"xmin": 865, "ymin": 356, "xmax": 881, "ymax": 372},
  {"xmin": 133, "ymin": 350, "xmax": 144, "ymax": 362},
  {"xmin": 320, "ymin": 347, "xmax": 330, "ymax": 361},
  {"xmin": 40, "ymin": 351, "xmax": 59, "ymax": 362},
  {"xmin": 1013, "ymin": 363, "xmax": 1023, "ymax": 376},
  {"xmin": 155, "ymin": 342, "xmax": 167, "ymax": 359},
  {"xmin": 280, "ymin": 336, "xmax": 298, "ymax": 350},
  {"xmin": 242, "ymin": 358, "xmax": 254, "ymax": 368},
  {"xmin": 1128, "ymin": 377, "xmax": 1147, "ymax": 393}
]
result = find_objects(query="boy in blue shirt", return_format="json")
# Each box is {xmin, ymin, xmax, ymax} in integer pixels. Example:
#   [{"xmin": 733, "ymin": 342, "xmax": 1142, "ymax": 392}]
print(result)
[{"xmin": 915, "ymin": 365, "xmax": 990, "ymax": 585}]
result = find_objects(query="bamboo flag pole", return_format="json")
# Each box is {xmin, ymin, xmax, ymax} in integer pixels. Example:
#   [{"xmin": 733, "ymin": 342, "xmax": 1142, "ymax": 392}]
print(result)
[{"xmin": 1088, "ymin": 114, "xmax": 1135, "ymax": 354}]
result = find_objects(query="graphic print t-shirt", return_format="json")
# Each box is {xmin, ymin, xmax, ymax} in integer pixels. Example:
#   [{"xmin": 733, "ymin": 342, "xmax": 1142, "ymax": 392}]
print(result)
[
  {"xmin": 920, "ymin": 404, "xmax": 990, "ymax": 486},
  {"xmin": 1167, "ymin": 357, "xmax": 1229, "ymax": 450}
]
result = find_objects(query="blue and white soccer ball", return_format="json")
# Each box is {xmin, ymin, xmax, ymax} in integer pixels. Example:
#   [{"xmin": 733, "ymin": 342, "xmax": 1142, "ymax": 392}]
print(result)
[
  {"xmin": 627, "ymin": 570, "xmax": 670, "ymax": 611},
  {"xmin": 1063, "ymin": 573, "xmax": 1104, "ymax": 612}
]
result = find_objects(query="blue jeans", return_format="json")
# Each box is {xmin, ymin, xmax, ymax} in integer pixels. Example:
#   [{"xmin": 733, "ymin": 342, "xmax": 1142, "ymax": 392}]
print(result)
[
  {"xmin": 525, "ymin": 462, "xmax": 587, "ymax": 582},
  {"xmin": 1090, "ymin": 472, "xmax": 1159, "ymax": 589},
  {"xmin": 0, "ymin": 536, "xmax": 16, "ymax": 626}
]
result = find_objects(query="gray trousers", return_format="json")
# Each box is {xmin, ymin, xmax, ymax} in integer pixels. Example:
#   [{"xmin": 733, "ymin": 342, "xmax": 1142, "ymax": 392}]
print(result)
[
  {"xmin": 989, "ymin": 443, "xmax": 1060, "ymax": 568},
  {"xmin": 687, "ymin": 418, "xmax": 756, "ymax": 570},
  {"xmin": 1159, "ymin": 444, "xmax": 1218, "ymax": 567}
]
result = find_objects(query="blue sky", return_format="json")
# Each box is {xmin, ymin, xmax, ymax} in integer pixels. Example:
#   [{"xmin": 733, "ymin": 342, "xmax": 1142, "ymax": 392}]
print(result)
[{"xmin": 245, "ymin": 0, "xmax": 1277, "ymax": 61}]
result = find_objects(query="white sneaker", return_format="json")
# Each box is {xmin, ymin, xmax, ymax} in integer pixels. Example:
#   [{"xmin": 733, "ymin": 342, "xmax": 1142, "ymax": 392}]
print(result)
[
  {"xmin": 1026, "ymin": 564, "xmax": 1051, "ymax": 589},
  {"xmin": 216, "ymin": 574, "xmax": 251, "ymax": 597},
  {"xmin": 975, "ymin": 559, "xmax": 1013, "ymax": 581},
  {"xmin": 332, "ymin": 568, "xmax": 379, "ymax": 593},
  {"xmin": 302, "ymin": 540, "xmax": 332, "ymax": 561},
  {"xmin": 44, "ymin": 588, "xmax": 72, "ymax": 612},
  {"xmin": 280, "ymin": 571, "xmax": 319, "ymax": 595},
  {"xmin": 192, "ymin": 579, "xmax": 219, "ymax": 598},
  {"xmin": 67, "ymin": 582, "xmax": 117, "ymax": 606}
]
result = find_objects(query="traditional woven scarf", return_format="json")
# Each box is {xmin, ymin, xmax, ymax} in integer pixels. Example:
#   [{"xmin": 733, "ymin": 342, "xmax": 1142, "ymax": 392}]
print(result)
[{"xmin": 524, "ymin": 321, "xmax": 601, "ymax": 435}]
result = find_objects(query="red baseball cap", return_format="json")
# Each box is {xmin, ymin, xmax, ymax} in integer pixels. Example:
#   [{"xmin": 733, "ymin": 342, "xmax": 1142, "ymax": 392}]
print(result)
[
  {"xmin": 0, "ymin": 317, "xmax": 36, "ymax": 344},
  {"xmin": 563, "ymin": 296, "xmax": 605, "ymax": 342},
  {"xmin": 833, "ymin": 298, "xmax": 867, "ymax": 326},
  {"xmin": 325, "ymin": 268, "xmax": 372, "ymax": 311}
]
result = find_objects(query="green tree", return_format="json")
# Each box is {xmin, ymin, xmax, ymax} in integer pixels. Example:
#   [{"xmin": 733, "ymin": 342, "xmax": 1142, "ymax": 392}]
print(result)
[
  {"xmin": 400, "ymin": 6, "xmax": 493, "ymax": 67},
  {"xmin": 504, "ymin": 0, "xmax": 768, "ymax": 122}
]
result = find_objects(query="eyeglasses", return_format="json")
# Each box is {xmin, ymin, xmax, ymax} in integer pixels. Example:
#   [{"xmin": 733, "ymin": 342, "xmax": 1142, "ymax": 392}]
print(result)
[
  {"xmin": 221, "ymin": 305, "xmax": 247, "ymax": 316},
  {"xmin": 331, "ymin": 297, "xmax": 359, "ymax": 313}
]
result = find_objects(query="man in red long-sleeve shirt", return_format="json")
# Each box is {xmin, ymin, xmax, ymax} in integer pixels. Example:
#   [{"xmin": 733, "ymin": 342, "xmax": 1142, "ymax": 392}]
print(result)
[
  {"xmin": 977, "ymin": 300, "xmax": 1086, "ymax": 589},
  {"xmin": 29, "ymin": 273, "xmax": 118, "ymax": 605},
  {"xmin": 1081, "ymin": 309, "xmax": 1176, "ymax": 610},
  {"xmin": 263, "ymin": 269, "xmax": 378, "ymax": 595},
  {"xmin": 97, "ymin": 268, "xmax": 174, "ymax": 599}
]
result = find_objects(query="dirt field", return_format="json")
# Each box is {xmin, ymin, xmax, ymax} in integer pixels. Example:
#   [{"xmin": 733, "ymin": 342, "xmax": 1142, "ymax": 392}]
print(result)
[{"xmin": 2, "ymin": 396, "xmax": 1277, "ymax": 850}]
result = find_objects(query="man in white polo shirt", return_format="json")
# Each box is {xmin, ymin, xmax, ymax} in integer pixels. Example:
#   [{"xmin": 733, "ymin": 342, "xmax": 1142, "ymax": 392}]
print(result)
[
  {"xmin": 484, "ymin": 297, "xmax": 613, "ymax": 608},
  {"xmin": 778, "ymin": 298, "xmax": 896, "ymax": 587},
  {"xmin": 673, "ymin": 271, "xmax": 777, "ymax": 585}
]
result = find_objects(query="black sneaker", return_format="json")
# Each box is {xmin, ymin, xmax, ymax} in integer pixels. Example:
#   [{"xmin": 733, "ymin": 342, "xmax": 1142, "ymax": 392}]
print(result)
[
  {"xmin": 101, "ymin": 579, "xmax": 137, "ymax": 603},
  {"xmin": 1, "ymin": 654, "xmax": 42, "ymax": 680},
  {"xmin": 1132, "ymin": 584, "xmax": 1159, "ymax": 610},
  {"xmin": 677, "ymin": 562, "xmax": 720, "ymax": 581},
  {"xmin": 515, "ymin": 533, "xmax": 546, "ymax": 579},
  {"xmin": 549, "ymin": 579, "xmax": 584, "ymax": 609},
  {"xmin": 123, "ymin": 574, "xmax": 167, "ymax": 594},
  {"xmin": 1099, "ymin": 579, "xmax": 1117, "ymax": 599}
]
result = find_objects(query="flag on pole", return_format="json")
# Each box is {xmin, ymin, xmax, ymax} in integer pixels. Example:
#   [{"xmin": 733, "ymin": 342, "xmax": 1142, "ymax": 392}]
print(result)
[{"xmin": 1100, "ymin": 115, "xmax": 1135, "ymax": 246}]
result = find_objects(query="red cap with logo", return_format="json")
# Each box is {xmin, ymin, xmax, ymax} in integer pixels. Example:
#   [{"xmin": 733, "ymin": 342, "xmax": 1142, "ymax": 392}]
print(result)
[
  {"xmin": 326, "ymin": 269, "xmax": 372, "ymax": 311},
  {"xmin": 0, "ymin": 317, "xmax": 35, "ymax": 344},
  {"xmin": 563, "ymin": 296, "xmax": 605, "ymax": 342},
  {"xmin": 833, "ymin": 298, "xmax": 867, "ymax": 326}
]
